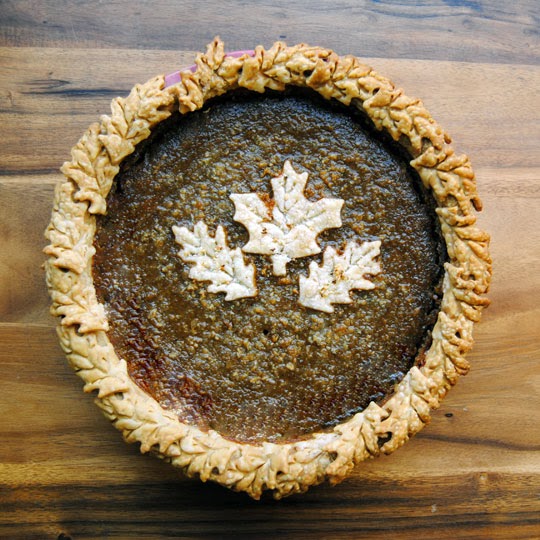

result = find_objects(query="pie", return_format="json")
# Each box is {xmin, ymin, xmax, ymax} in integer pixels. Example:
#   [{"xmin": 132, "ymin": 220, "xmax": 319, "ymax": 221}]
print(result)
[{"xmin": 44, "ymin": 38, "xmax": 491, "ymax": 499}]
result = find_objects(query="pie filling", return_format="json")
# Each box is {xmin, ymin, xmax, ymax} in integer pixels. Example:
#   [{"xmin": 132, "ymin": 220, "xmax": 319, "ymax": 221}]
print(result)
[{"xmin": 93, "ymin": 89, "xmax": 446, "ymax": 444}]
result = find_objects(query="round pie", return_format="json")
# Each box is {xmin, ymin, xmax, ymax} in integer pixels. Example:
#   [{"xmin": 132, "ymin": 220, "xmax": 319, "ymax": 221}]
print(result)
[{"xmin": 44, "ymin": 38, "xmax": 491, "ymax": 499}]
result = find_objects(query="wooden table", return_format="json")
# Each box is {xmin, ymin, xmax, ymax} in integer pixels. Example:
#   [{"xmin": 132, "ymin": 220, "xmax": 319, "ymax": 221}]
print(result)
[{"xmin": 1, "ymin": 2, "xmax": 539, "ymax": 538}]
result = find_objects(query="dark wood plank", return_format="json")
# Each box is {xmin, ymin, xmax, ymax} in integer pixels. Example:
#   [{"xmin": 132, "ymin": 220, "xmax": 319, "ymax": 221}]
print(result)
[
  {"xmin": 0, "ymin": 0, "xmax": 538, "ymax": 65},
  {"xmin": 0, "ymin": 180, "xmax": 55, "ymax": 323},
  {"xmin": 1, "ymin": 48, "xmax": 539, "ymax": 174},
  {"xmin": 1, "ymin": 475, "xmax": 539, "ymax": 539},
  {"xmin": 0, "ymin": 48, "xmax": 196, "ymax": 174}
]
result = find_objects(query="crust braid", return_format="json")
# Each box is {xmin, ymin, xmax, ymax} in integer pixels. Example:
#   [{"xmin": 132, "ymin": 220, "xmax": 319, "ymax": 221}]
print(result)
[{"xmin": 45, "ymin": 38, "xmax": 491, "ymax": 499}]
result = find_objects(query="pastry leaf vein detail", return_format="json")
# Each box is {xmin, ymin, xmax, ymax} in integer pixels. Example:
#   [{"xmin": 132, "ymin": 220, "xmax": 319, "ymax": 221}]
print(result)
[
  {"xmin": 230, "ymin": 160, "xmax": 344, "ymax": 276},
  {"xmin": 172, "ymin": 221, "xmax": 257, "ymax": 301},
  {"xmin": 299, "ymin": 241, "xmax": 381, "ymax": 313}
]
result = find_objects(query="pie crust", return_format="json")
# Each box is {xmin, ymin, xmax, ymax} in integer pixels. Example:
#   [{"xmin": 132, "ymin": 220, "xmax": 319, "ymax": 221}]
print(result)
[{"xmin": 44, "ymin": 38, "xmax": 491, "ymax": 499}]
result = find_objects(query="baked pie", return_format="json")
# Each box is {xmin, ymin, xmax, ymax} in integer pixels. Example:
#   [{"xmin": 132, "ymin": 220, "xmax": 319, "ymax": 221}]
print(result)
[{"xmin": 45, "ymin": 38, "xmax": 491, "ymax": 499}]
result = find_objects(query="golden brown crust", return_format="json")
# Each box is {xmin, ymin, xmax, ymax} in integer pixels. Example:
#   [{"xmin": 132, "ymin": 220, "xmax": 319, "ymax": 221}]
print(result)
[{"xmin": 44, "ymin": 38, "xmax": 491, "ymax": 499}]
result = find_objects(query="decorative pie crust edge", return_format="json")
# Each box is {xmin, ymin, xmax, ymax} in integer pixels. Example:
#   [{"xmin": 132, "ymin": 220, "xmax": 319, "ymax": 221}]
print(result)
[{"xmin": 44, "ymin": 38, "xmax": 492, "ymax": 499}]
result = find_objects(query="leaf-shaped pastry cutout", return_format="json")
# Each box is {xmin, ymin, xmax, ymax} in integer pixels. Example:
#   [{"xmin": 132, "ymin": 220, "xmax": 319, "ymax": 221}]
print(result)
[
  {"xmin": 231, "ymin": 160, "xmax": 344, "ymax": 276},
  {"xmin": 299, "ymin": 241, "xmax": 381, "ymax": 313},
  {"xmin": 172, "ymin": 221, "xmax": 257, "ymax": 301}
]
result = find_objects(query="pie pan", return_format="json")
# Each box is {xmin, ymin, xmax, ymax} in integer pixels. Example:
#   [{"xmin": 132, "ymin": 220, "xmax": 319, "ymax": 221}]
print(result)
[{"xmin": 44, "ymin": 38, "xmax": 491, "ymax": 499}]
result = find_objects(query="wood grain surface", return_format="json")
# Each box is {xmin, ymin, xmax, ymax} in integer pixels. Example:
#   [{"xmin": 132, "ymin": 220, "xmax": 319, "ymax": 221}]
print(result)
[{"xmin": 1, "ymin": 1, "xmax": 539, "ymax": 538}]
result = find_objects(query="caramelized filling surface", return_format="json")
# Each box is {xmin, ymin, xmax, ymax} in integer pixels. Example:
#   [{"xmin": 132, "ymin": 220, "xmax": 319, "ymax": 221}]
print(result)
[{"xmin": 93, "ymin": 90, "xmax": 445, "ymax": 443}]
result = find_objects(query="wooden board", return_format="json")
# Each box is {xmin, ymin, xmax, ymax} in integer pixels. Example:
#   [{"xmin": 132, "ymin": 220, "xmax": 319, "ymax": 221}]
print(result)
[{"xmin": 1, "ymin": 1, "xmax": 539, "ymax": 538}]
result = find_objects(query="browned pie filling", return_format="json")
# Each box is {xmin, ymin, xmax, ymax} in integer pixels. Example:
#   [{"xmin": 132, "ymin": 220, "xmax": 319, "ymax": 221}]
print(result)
[{"xmin": 93, "ymin": 89, "xmax": 445, "ymax": 444}]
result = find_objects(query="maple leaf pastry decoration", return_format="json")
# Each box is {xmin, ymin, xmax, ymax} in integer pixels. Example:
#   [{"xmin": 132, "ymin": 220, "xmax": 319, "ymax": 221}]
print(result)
[
  {"xmin": 230, "ymin": 161, "xmax": 344, "ymax": 276},
  {"xmin": 298, "ymin": 241, "xmax": 382, "ymax": 313},
  {"xmin": 172, "ymin": 221, "xmax": 257, "ymax": 301}
]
